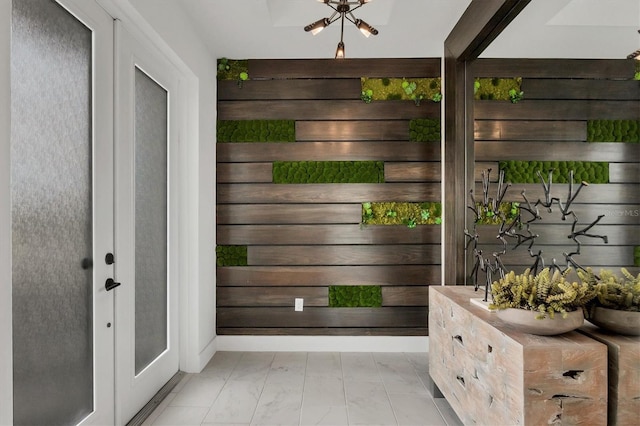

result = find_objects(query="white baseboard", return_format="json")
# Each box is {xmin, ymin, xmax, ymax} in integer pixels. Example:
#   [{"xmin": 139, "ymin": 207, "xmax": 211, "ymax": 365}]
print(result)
[
  {"xmin": 193, "ymin": 336, "xmax": 217, "ymax": 373},
  {"xmin": 215, "ymin": 335, "xmax": 429, "ymax": 353}
]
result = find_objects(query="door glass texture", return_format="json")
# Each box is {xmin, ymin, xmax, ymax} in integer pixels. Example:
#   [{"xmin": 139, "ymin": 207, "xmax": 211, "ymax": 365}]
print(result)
[
  {"xmin": 11, "ymin": 0, "xmax": 93, "ymax": 424},
  {"xmin": 134, "ymin": 68, "xmax": 168, "ymax": 374}
]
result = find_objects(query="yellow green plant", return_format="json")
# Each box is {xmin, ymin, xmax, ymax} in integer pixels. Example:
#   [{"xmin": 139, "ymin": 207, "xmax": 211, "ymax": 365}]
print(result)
[
  {"xmin": 490, "ymin": 268, "xmax": 596, "ymax": 319},
  {"xmin": 578, "ymin": 268, "xmax": 640, "ymax": 313}
]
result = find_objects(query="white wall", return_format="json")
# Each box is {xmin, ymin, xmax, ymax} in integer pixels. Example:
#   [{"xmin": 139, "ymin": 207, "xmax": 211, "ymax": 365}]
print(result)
[{"xmin": 0, "ymin": 2, "xmax": 13, "ymax": 423}]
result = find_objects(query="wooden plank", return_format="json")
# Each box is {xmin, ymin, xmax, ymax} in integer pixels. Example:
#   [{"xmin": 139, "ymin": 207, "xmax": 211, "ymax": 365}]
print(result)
[
  {"xmin": 216, "ymin": 327, "xmax": 428, "ymax": 336},
  {"xmin": 475, "ymin": 244, "xmax": 633, "ymax": 266},
  {"xmin": 249, "ymin": 58, "xmax": 441, "ymax": 79},
  {"xmin": 472, "ymin": 58, "xmax": 635, "ymax": 79},
  {"xmin": 217, "ymin": 224, "xmax": 442, "ymax": 245},
  {"xmin": 296, "ymin": 120, "xmax": 411, "ymax": 141},
  {"xmin": 475, "ymin": 141, "xmax": 639, "ymax": 162},
  {"xmin": 217, "ymin": 142, "xmax": 441, "ymax": 162},
  {"xmin": 217, "ymin": 99, "xmax": 439, "ymax": 120},
  {"xmin": 610, "ymin": 163, "xmax": 640, "ymax": 183},
  {"xmin": 216, "ymin": 163, "xmax": 272, "ymax": 183},
  {"xmin": 474, "ymin": 100, "xmax": 640, "ymax": 120},
  {"xmin": 476, "ymin": 224, "xmax": 638, "ymax": 246},
  {"xmin": 248, "ymin": 244, "xmax": 441, "ymax": 266},
  {"xmin": 469, "ymin": 204, "xmax": 639, "ymax": 225},
  {"xmin": 522, "ymin": 79, "xmax": 640, "ymax": 100},
  {"xmin": 579, "ymin": 323, "xmax": 640, "ymax": 426},
  {"xmin": 382, "ymin": 286, "xmax": 430, "ymax": 306},
  {"xmin": 429, "ymin": 286, "xmax": 608, "ymax": 426},
  {"xmin": 385, "ymin": 162, "xmax": 441, "ymax": 182},
  {"xmin": 217, "ymin": 306, "xmax": 428, "ymax": 328},
  {"xmin": 474, "ymin": 120, "xmax": 586, "ymax": 141},
  {"xmin": 217, "ymin": 183, "xmax": 441, "ymax": 203},
  {"xmin": 473, "ymin": 183, "xmax": 640, "ymax": 203},
  {"xmin": 217, "ymin": 203, "xmax": 362, "ymax": 224},
  {"xmin": 217, "ymin": 286, "xmax": 328, "ymax": 307},
  {"xmin": 217, "ymin": 78, "xmax": 362, "ymax": 100},
  {"xmin": 247, "ymin": 244, "xmax": 441, "ymax": 266},
  {"xmin": 474, "ymin": 162, "xmax": 501, "ymax": 182},
  {"xmin": 217, "ymin": 286, "xmax": 432, "ymax": 308},
  {"xmin": 217, "ymin": 265, "xmax": 442, "ymax": 286}
]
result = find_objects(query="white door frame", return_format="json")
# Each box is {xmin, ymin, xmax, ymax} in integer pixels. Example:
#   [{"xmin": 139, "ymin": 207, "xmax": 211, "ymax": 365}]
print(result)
[
  {"xmin": 96, "ymin": 0, "xmax": 207, "ymax": 375},
  {"xmin": 0, "ymin": 2, "xmax": 14, "ymax": 424},
  {"xmin": 114, "ymin": 19, "xmax": 181, "ymax": 424},
  {"xmin": 0, "ymin": 0, "xmax": 203, "ymax": 421},
  {"xmin": 4, "ymin": 0, "xmax": 115, "ymax": 423}
]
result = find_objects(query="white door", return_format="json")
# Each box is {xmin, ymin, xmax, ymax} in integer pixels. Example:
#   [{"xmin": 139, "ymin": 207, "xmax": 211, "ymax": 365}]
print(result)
[
  {"xmin": 10, "ymin": 0, "xmax": 114, "ymax": 424},
  {"xmin": 114, "ymin": 20, "xmax": 180, "ymax": 424}
]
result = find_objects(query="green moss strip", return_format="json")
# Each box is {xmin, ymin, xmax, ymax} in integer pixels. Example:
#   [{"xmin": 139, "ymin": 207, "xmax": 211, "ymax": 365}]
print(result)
[
  {"xmin": 217, "ymin": 58, "xmax": 248, "ymax": 80},
  {"xmin": 409, "ymin": 119, "xmax": 441, "ymax": 142},
  {"xmin": 587, "ymin": 120, "xmax": 639, "ymax": 143},
  {"xmin": 635, "ymin": 246, "xmax": 640, "ymax": 267},
  {"xmin": 474, "ymin": 77, "xmax": 522, "ymax": 100},
  {"xmin": 216, "ymin": 245, "xmax": 247, "ymax": 267},
  {"xmin": 217, "ymin": 120, "xmax": 295, "ymax": 142},
  {"xmin": 362, "ymin": 202, "xmax": 442, "ymax": 226},
  {"xmin": 329, "ymin": 285, "xmax": 382, "ymax": 307},
  {"xmin": 273, "ymin": 161, "xmax": 384, "ymax": 184},
  {"xmin": 499, "ymin": 161, "xmax": 609, "ymax": 184},
  {"xmin": 361, "ymin": 77, "xmax": 441, "ymax": 101},
  {"xmin": 474, "ymin": 202, "xmax": 520, "ymax": 225}
]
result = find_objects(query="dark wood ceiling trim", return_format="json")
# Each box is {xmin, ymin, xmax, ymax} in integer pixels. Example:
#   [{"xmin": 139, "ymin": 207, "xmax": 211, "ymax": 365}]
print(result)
[{"xmin": 443, "ymin": 0, "xmax": 530, "ymax": 284}]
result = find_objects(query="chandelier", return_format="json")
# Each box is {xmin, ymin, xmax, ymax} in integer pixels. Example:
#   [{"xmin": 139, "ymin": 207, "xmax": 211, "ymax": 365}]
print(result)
[{"xmin": 304, "ymin": 0, "xmax": 379, "ymax": 59}]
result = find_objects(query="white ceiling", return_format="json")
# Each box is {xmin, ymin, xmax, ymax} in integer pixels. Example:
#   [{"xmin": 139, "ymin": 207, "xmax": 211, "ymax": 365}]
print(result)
[{"xmin": 139, "ymin": 0, "xmax": 639, "ymax": 60}]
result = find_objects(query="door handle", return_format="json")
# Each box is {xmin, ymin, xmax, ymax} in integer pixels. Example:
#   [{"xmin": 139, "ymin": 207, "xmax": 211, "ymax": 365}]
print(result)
[{"xmin": 105, "ymin": 278, "xmax": 121, "ymax": 291}]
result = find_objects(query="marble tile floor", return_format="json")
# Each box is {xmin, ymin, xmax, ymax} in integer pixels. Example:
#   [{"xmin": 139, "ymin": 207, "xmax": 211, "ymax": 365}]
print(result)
[{"xmin": 142, "ymin": 351, "xmax": 462, "ymax": 426}]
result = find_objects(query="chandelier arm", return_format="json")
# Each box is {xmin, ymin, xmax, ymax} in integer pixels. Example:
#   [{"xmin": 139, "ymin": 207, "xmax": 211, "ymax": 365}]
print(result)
[
  {"xmin": 327, "ymin": 11, "xmax": 341, "ymax": 25},
  {"xmin": 344, "ymin": 13, "xmax": 357, "ymax": 25}
]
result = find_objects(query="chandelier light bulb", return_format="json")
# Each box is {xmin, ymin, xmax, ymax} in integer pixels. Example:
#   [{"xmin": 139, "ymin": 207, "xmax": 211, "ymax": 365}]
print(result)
[
  {"xmin": 304, "ymin": 18, "xmax": 330, "ymax": 35},
  {"xmin": 355, "ymin": 19, "xmax": 377, "ymax": 37},
  {"xmin": 335, "ymin": 41, "xmax": 345, "ymax": 59}
]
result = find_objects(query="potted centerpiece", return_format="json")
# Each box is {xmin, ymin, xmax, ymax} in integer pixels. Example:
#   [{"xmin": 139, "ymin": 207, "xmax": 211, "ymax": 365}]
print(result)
[
  {"xmin": 578, "ymin": 267, "xmax": 640, "ymax": 335},
  {"xmin": 489, "ymin": 267, "xmax": 596, "ymax": 335}
]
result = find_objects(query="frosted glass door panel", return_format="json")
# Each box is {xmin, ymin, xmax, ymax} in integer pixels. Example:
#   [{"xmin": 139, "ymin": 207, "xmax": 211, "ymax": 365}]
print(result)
[
  {"xmin": 11, "ymin": 0, "xmax": 93, "ymax": 424},
  {"xmin": 134, "ymin": 68, "xmax": 168, "ymax": 374}
]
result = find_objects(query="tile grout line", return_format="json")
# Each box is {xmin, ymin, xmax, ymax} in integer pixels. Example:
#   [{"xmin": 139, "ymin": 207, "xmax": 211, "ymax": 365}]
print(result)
[
  {"xmin": 340, "ymin": 352, "xmax": 350, "ymax": 426},
  {"xmin": 374, "ymin": 352, "xmax": 401, "ymax": 426},
  {"xmin": 297, "ymin": 352, "xmax": 309, "ymax": 426}
]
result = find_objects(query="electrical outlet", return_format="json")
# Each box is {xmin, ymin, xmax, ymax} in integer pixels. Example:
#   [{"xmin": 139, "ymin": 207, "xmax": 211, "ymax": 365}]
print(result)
[{"xmin": 295, "ymin": 298, "xmax": 304, "ymax": 312}]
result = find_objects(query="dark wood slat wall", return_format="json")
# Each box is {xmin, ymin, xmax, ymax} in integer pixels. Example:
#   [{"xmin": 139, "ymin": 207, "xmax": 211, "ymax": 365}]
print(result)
[
  {"xmin": 217, "ymin": 58, "xmax": 442, "ymax": 336},
  {"xmin": 473, "ymin": 59, "xmax": 640, "ymax": 277}
]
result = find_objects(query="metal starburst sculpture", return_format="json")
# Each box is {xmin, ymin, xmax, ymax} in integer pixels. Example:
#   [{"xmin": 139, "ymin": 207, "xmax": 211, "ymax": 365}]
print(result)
[{"xmin": 464, "ymin": 168, "xmax": 609, "ymax": 302}]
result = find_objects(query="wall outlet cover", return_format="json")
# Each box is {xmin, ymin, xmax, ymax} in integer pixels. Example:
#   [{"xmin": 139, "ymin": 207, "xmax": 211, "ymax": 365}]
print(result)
[{"xmin": 295, "ymin": 298, "xmax": 303, "ymax": 311}]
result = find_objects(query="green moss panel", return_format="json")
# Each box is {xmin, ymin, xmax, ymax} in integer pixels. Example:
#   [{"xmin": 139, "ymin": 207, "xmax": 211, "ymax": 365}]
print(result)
[
  {"xmin": 329, "ymin": 285, "xmax": 382, "ymax": 307},
  {"xmin": 216, "ymin": 245, "xmax": 247, "ymax": 267},
  {"xmin": 635, "ymin": 246, "xmax": 640, "ymax": 267},
  {"xmin": 499, "ymin": 161, "xmax": 609, "ymax": 184},
  {"xmin": 474, "ymin": 202, "xmax": 520, "ymax": 225},
  {"xmin": 587, "ymin": 120, "xmax": 639, "ymax": 143},
  {"xmin": 409, "ymin": 119, "xmax": 441, "ymax": 142},
  {"xmin": 474, "ymin": 77, "xmax": 522, "ymax": 100},
  {"xmin": 362, "ymin": 202, "xmax": 442, "ymax": 226},
  {"xmin": 217, "ymin": 58, "xmax": 248, "ymax": 80},
  {"xmin": 217, "ymin": 120, "xmax": 295, "ymax": 142},
  {"xmin": 273, "ymin": 161, "xmax": 384, "ymax": 184},
  {"xmin": 361, "ymin": 77, "xmax": 441, "ymax": 101}
]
